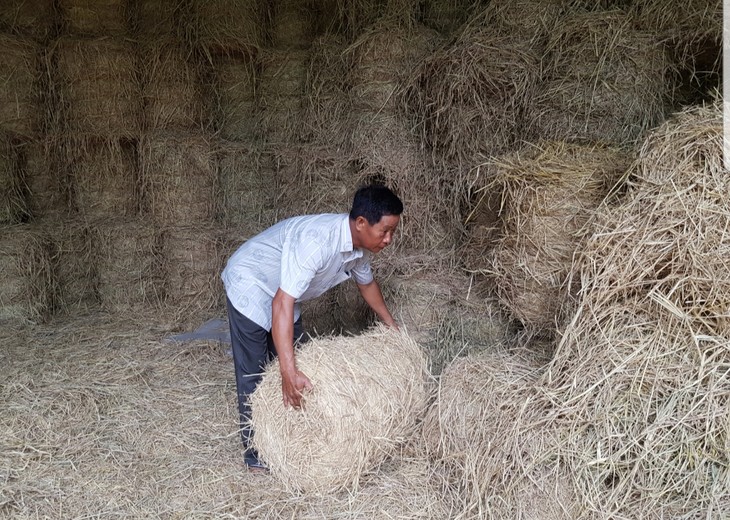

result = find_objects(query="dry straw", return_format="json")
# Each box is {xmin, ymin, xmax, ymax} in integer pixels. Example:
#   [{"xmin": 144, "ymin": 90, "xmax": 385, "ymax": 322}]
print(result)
[
  {"xmin": 53, "ymin": 37, "xmax": 141, "ymax": 137},
  {"xmin": 209, "ymin": 50, "xmax": 258, "ymax": 141},
  {"xmin": 629, "ymin": 0, "xmax": 721, "ymax": 70},
  {"xmin": 0, "ymin": 34, "xmax": 42, "ymax": 137},
  {"xmin": 190, "ymin": 0, "xmax": 263, "ymax": 54},
  {"xmin": 268, "ymin": 0, "xmax": 316, "ymax": 49},
  {"xmin": 20, "ymin": 137, "xmax": 70, "ymax": 218},
  {"xmin": 161, "ymin": 224, "xmax": 225, "ymax": 326},
  {"xmin": 216, "ymin": 140, "xmax": 276, "ymax": 234},
  {"xmin": 345, "ymin": 17, "xmax": 441, "ymax": 113},
  {"xmin": 62, "ymin": 137, "xmax": 138, "ymax": 219},
  {"xmin": 486, "ymin": 141, "xmax": 630, "ymax": 332},
  {"xmin": 529, "ymin": 8, "xmax": 671, "ymax": 145},
  {"xmin": 59, "ymin": 0, "xmax": 129, "ymax": 36},
  {"xmin": 421, "ymin": 0, "xmax": 477, "ymax": 35},
  {"xmin": 139, "ymin": 38, "xmax": 210, "ymax": 131},
  {"xmin": 425, "ymin": 352, "xmax": 575, "ymax": 519},
  {"xmin": 540, "ymin": 101, "xmax": 729, "ymax": 517},
  {"xmin": 92, "ymin": 217, "xmax": 164, "ymax": 313},
  {"xmin": 44, "ymin": 217, "xmax": 98, "ymax": 313},
  {"xmin": 407, "ymin": 10, "xmax": 541, "ymax": 168},
  {"xmin": 250, "ymin": 325, "xmax": 430, "ymax": 493},
  {"xmin": 130, "ymin": 0, "xmax": 187, "ymax": 38},
  {"xmin": 382, "ymin": 268, "xmax": 514, "ymax": 374},
  {"xmin": 0, "ymin": 0, "xmax": 56, "ymax": 41},
  {"xmin": 140, "ymin": 131, "xmax": 219, "ymax": 227},
  {"xmin": 0, "ymin": 315, "xmax": 454, "ymax": 518},
  {"xmin": 258, "ymin": 49, "xmax": 309, "ymax": 143},
  {"xmin": 0, "ymin": 137, "xmax": 26, "ymax": 224},
  {"xmin": 0, "ymin": 224, "xmax": 52, "ymax": 323}
]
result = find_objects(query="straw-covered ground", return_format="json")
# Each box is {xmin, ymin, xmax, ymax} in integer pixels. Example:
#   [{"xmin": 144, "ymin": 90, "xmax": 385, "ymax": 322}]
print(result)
[{"xmin": 0, "ymin": 314, "xmax": 457, "ymax": 519}]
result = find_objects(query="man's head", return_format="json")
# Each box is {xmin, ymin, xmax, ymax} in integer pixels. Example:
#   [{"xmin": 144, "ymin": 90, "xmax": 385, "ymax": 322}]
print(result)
[{"xmin": 349, "ymin": 184, "xmax": 403, "ymax": 254}]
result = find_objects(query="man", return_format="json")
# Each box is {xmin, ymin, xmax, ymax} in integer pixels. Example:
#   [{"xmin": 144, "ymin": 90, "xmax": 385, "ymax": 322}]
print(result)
[{"xmin": 221, "ymin": 184, "xmax": 402, "ymax": 471}]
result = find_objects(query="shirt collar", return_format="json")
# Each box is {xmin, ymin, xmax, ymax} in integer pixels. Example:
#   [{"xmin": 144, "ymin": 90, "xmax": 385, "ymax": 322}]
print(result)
[{"xmin": 340, "ymin": 214, "xmax": 363, "ymax": 258}]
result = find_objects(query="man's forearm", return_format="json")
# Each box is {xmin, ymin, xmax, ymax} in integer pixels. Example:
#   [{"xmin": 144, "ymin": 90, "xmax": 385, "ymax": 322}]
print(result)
[
  {"xmin": 358, "ymin": 280, "xmax": 397, "ymax": 327},
  {"xmin": 271, "ymin": 289, "xmax": 296, "ymax": 374}
]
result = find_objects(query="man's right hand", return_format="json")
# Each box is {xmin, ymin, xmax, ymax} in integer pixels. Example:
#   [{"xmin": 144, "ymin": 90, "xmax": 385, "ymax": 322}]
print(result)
[{"xmin": 281, "ymin": 368, "xmax": 313, "ymax": 410}]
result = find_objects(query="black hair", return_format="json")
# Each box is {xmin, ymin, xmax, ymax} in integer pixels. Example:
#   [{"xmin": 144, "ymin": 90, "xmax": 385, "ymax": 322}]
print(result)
[{"xmin": 349, "ymin": 184, "xmax": 403, "ymax": 225}]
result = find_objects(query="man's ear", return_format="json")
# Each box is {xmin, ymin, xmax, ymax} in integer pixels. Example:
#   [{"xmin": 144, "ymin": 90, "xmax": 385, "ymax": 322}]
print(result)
[{"xmin": 355, "ymin": 215, "xmax": 369, "ymax": 230}]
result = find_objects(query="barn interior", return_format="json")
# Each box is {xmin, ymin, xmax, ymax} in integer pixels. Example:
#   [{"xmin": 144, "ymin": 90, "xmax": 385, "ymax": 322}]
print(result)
[{"xmin": 0, "ymin": 0, "xmax": 726, "ymax": 518}]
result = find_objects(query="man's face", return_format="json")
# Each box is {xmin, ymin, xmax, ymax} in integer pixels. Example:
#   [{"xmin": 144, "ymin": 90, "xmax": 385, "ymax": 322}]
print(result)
[{"xmin": 358, "ymin": 214, "xmax": 400, "ymax": 253}]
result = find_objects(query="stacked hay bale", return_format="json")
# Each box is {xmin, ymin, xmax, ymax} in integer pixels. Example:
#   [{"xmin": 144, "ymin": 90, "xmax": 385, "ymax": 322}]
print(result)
[
  {"xmin": 139, "ymin": 39, "xmax": 210, "ymax": 132},
  {"xmin": 62, "ymin": 137, "xmax": 137, "ymax": 218},
  {"xmin": 92, "ymin": 218, "xmax": 164, "ymax": 313},
  {"xmin": 21, "ymin": 138, "xmax": 69, "ymax": 219},
  {"xmin": 539, "ymin": 101, "xmax": 729, "ymax": 517},
  {"xmin": 0, "ymin": 34, "xmax": 44, "ymax": 138},
  {"xmin": 58, "ymin": 0, "xmax": 128, "ymax": 37},
  {"xmin": 0, "ymin": 138, "xmax": 26, "ymax": 224},
  {"xmin": 485, "ymin": 142, "xmax": 630, "ymax": 335},
  {"xmin": 209, "ymin": 49, "xmax": 258, "ymax": 142},
  {"xmin": 46, "ymin": 219, "xmax": 98, "ymax": 313},
  {"xmin": 251, "ymin": 325, "xmax": 430, "ymax": 493},
  {"xmin": 0, "ymin": 225, "xmax": 53, "ymax": 323},
  {"xmin": 529, "ymin": 8, "xmax": 671, "ymax": 145},
  {"xmin": 139, "ymin": 132, "xmax": 223, "ymax": 322},
  {"xmin": 53, "ymin": 37, "xmax": 140, "ymax": 137},
  {"xmin": 0, "ymin": 0, "xmax": 56, "ymax": 42},
  {"xmin": 408, "ymin": 1, "xmax": 556, "ymax": 170},
  {"xmin": 424, "ymin": 351, "xmax": 576, "ymax": 519}
]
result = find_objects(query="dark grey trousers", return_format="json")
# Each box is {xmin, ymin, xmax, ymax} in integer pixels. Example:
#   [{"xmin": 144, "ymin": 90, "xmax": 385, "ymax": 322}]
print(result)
[{"xmin": 225, "ymin": 297, "xmax": 305, "ymax": 451}]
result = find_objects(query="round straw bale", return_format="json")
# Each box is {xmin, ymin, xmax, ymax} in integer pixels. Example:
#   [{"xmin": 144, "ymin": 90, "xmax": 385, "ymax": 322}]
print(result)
[
  {"xmin": 381, "ymin": 268, "xmax": 514, "ymax": 374},
  {"xmin": 461, "ymin": 179, "xmax": 502, "ymax": 273},
  {"xmin": 63, "ymin": 137, "xmax": 138, "ymax": 219},
  {"xmin": 21, "ymin": 137, "xmax": 70, "ymax": 218},
  {"xmin": 140, "ymin": 131, "xmax": 219, "ymax": 227},
  {"xmin": 528, "ymin": 9, "xmax": 671, "ymax": 145},
  {"xmin": 0, "ymin": 136, "xmax": 27, "ymax": 224},
  {"xmin": 346, "ymin": 19, "xmax": 441, "ymax": 113},
  {"xmin": 0, "ymin": 34, "xmax": 42, "ymax": 137},
  {"xmin": 191, "ymin": 0, "xmax": 263, "ymax": 53},
  {"xmin": 269, "ymin": 0, "xmax": 316, "ymax": 49},
  {"xmin": 131, "ymin": 0, "xmax": 186, "ymax": 38},
  {"xmin": 216, "ymin": 140, "xmax": 276, "ymax": 234},
  {"xmin": 424, "ymin": 352, "xmax": 574, "ymax": 518},
  {"xmin": 58, "ymin": 0, "xmax": 128, "ymax": 36},
  {"xmin": 487, "ymin": 141, "xmax": 630, "ymax": 331},
  {"xmin": 139, "ymin": 39, "xmax": 210, "ymax": 131},
  {"xmin": 0, "ymin": 224, "xmax": 52, "ymax": 323},
  {"xmin": 408, "ymin": 30, "xmax": 539, "ymax": 167},
  {"xmin": 209, "ymin": 51, "xmax": 257, "ymax": 141},
  {"xmin": 161, "ymin": 224, "xmax": 224, "ymax": 325},
  {"xmin": 0, "ymin": 0, "xmax": 56, "ymax": 41},
  {"xmin": 91, "ymin": 217, "xmax": 164, "ymax": 313},
  {"xmin": 53, "ymin": 37, "xmax": 141, "ymax": 137},
  {"xmin": 43, "ymin": 217, "xmax": 97, "ymax": 313},
  {"xmin": 250, "ymin": 325, "xmax": 430, "ymax": 493}
]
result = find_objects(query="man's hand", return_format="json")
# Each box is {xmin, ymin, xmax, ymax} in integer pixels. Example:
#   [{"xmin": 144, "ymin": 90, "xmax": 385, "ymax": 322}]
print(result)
[{"xmin": 281, "ymin": 368, "xmax": 313, "ymax": 409}]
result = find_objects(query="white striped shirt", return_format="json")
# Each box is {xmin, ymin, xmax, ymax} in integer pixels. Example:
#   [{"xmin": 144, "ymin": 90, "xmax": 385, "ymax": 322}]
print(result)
[{"xmin": 221, "ymin": 213, "xmax": 373, "ymax": 330}]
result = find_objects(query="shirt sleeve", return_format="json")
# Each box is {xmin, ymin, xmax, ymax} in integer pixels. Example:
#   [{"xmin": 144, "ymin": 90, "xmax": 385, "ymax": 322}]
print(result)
[
  {"xmin": 279, "ymin": 231, "xmax": 327, "ymax": 299},
  {"xmin": 351, "ymin": 254, "xmax": 374, "ymax": 285}
]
